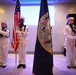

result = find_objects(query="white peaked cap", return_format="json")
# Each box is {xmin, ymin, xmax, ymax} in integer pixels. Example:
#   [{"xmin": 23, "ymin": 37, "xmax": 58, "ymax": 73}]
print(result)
[
  {"xmin": 20, "ymin": 16, "xmax": 25, "ymax": 20},
  {"xmin": 1, "ymin": 21, "xmax": 6, "ymax": 23},
  {"xmin": 67, "ymin": 17, "xmax": 74, "ymax": 21}
]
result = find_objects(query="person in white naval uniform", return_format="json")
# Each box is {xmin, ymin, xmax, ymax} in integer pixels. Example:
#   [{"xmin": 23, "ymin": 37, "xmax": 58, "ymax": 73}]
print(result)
[
  {"xmin": 16, "ymin": 17, "xmax": 28, "ymax": 69},
  {"xmin": 0, "ymin": 22, "xmax": 10, "ymax": 68},
  {"xmin": 63, "ymin": 17, "xmax": 76, "ymax": 69}
]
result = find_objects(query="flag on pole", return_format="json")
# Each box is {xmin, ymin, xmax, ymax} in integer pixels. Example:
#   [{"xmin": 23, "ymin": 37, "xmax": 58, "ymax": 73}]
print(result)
[
  {"xmin": 32, "ymin": 0, "xmax": 53, "ymax": 75},
  {"xmin": 11, "ymin": 0, "xmax": 20, "ymax": 52}
]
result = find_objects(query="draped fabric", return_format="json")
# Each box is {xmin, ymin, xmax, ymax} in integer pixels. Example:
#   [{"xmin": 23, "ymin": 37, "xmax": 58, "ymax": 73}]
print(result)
[
  {"xmin": 11, "ymin": 0, "xmax": 20, "ymax": 51},
  {"xmin": 32, "ymin": 0, "xmax": 53, "ymax": 75}
]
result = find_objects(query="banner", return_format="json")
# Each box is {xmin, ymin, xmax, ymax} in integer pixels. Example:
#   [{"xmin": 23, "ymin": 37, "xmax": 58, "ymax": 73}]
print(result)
[
  {"xmin": 32, "ymin": 0, "xmax": 53, "ymax": 75},
  {"xmin": 11, "ymin": 0, "xmax": 20, "ymax": 51}
]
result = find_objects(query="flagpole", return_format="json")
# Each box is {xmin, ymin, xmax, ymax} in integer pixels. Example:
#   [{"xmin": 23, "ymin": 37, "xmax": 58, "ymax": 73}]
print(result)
[
  {"xmin": 11, "ymin": 0, "xmax": 20, "ymax": 67},
  {"xmin": 15, "ymin": 51, "xmax": 17, "ymax": 66}
]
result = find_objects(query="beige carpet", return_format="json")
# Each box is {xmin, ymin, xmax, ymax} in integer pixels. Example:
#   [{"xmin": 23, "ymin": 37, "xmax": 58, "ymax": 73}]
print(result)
[{"xmin": 0, "ymin": 54, "xmax": 76, "ymax": 75}]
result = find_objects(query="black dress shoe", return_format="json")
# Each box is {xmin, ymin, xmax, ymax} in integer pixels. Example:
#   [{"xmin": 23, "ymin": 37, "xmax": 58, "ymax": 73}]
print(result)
[
  {"xmin": 72, "ymin": 66, "xmax": 76, "ymax": 69},
  {"xmin": 67, "ymin": 66, "xmax": 71, "ymax": 69},
  {"xmin": 0, "ymin": 65, "xmax": 2, "ymax": 67},
  {"xmin": 21, "ymin": 64, "xmax": 26, "ymax": 69},
  {"xmin": 2, "ymin": 66, "xmax": 6, "ymax": 68},
  {"xmin": 17, "ymin": 64, "xmax": 22, "ymax": 68}
]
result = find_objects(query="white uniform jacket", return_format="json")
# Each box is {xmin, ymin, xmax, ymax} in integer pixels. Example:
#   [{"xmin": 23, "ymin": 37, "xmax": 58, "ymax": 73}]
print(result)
[
  {"xmin": 63, "ymin": 25, "xmax": 75, "ymax": 49},
  {"xmin": 0, "ymin": 28, "xmax": 9, "ymax": 44},
  {"xmin": 16, "ymin": 26, "xmax": 28, "ymax": 41}
]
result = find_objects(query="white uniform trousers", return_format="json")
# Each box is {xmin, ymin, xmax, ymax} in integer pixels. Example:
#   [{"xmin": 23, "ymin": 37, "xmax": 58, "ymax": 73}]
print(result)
[
  {"xmin": 72, "ymin": 39, "xmax": 76, "ymax": 66},
  {"xmin": 0, "ymin": 44, "xmax": 9, "ymax": 66},
  {"xmin": 18, "ymin": 40, "xmax": 27, "ymax": 64},
  {"xmin": 66, "ymin": 47, "xmax": 72, "ymax": 67}
]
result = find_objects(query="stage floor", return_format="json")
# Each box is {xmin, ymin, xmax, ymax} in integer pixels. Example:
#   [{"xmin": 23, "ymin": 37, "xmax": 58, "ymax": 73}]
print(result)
[{"xmin": 0, "ymin": 54, "xmax": 76, "ymax": 75}]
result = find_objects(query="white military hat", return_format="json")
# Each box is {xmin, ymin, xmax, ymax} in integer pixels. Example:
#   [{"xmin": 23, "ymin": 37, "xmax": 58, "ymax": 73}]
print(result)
[
  {"xmin": 1, "ymin": 21, "xmax": 6, "ymax": 23},
  {"xmin": 20, "ymin": 16, "xmax": 25, "ymax": 20},
  {"xmin": 67, "ymin": 17, "xmax": 74, "ymax": 21}
]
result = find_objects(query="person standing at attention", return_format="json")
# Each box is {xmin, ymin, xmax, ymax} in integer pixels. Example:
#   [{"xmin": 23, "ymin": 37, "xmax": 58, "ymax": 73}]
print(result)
[
  {"xmin": 16, "ymin": 17, "xmax": 28, "ymax": 69},
  {"xmin": 0, "ymin": 22, "xmax": 10, "ymax": 68},
  {"xmin": 63, "ymin": 17, "xmax": 76, "ymax": 69}
]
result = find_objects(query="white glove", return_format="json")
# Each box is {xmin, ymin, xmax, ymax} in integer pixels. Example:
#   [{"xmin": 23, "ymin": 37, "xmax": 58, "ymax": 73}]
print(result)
[
  {"xmin": 15, "ymin": 30, "xmax": 20, "ymax": 34},
  {"xmin": 73, "ymin": 36, "xmax": 76, "ymax": 39}
]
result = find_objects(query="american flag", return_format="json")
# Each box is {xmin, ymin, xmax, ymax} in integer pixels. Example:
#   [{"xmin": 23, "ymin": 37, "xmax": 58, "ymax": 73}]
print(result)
[{"xmin": 11, "ymin": 0, "xmax": 20, "ymax": 52}]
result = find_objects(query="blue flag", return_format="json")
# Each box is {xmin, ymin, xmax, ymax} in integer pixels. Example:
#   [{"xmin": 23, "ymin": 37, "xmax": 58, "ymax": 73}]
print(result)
[{"xmin": 32, "ymin": 0, "xmax": 53, "ymax": 75}]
